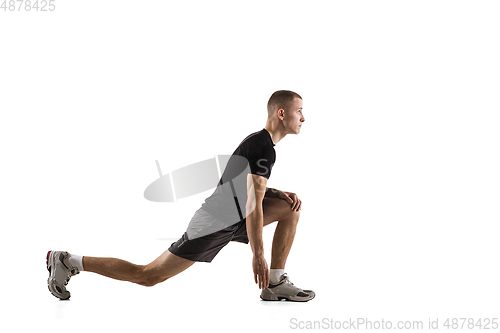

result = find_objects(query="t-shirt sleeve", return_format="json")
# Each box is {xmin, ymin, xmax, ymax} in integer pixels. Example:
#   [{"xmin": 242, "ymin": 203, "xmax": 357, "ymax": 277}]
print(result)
[{"xmin": 248, "ymin": 146, "xmax": 275, "ymax": 179}]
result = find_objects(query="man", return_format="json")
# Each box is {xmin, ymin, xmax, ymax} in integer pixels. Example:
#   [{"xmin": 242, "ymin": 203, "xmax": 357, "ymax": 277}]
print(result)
[{"xmin": 47, "ymin": 90, "xmax": 314, "ymax": 302}]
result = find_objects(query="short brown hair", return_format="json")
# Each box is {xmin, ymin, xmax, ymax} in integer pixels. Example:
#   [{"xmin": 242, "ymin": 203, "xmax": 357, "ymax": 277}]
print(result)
[{"xmin": 267, "ymin": 90, "xmax": 302, "ymax": 116}]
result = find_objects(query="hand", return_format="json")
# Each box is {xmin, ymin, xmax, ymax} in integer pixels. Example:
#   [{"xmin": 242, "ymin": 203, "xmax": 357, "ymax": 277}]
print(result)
[
  {"xmin": 252, "ymin": 255, "xmax": 269, "ymax": 289},
  {"xmin": 279, "ymin": 191, "xmax": 302, "ymax": 211}
]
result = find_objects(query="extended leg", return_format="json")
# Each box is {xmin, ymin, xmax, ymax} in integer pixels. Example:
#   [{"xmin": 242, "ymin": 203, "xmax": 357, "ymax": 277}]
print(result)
[{"xmin": 83, "ymin": 250, "xmax": 195, "ymax": 287}]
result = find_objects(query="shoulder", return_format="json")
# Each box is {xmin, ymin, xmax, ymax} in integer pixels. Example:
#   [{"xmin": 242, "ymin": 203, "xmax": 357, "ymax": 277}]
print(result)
[
  {"xmin": 241, "ymin": 129, "xmax": 273, "ymax": 145},
  {"xmin": 235, "ymin": 129, "xmax": 275, "ymax": 166},
  {"xmin": 247, "ymin": 141, "xmax": 274, "ymax": 162},
  {"xmin": 256, "ymin": 144, "xmax": 275, "ymax": 157}
]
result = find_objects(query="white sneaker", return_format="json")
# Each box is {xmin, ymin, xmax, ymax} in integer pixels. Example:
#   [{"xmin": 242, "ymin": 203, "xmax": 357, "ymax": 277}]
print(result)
[
  {"xmin": 46, "ymin": 251, "xmax": 80, "ymax": 300},
  {"xmin": 260, "ymin": 273, "xmax": 315, "ymax": 302}
]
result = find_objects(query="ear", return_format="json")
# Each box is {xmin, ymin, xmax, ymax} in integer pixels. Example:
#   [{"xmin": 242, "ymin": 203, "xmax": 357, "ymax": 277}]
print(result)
[{"xmin": 278, "ymin": 108, "xmax": 285, "ymax": 120}]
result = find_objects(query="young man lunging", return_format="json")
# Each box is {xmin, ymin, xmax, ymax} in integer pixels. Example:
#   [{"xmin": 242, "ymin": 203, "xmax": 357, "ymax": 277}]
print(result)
[{"xmin": 47, "ymin": 90, "xmax": 314, "ymax": 302}]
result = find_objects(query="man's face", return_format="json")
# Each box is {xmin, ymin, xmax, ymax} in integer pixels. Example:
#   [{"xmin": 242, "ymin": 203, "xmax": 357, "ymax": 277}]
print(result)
[{"xmin": 281, "ymin": 98, "xmax": 305, "ymax": 134}]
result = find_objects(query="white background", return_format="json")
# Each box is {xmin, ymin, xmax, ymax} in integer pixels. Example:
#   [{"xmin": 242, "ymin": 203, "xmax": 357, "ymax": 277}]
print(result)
[{"xmin": 1, "ymin": 1, "xmax": 499, "ymax": 332}]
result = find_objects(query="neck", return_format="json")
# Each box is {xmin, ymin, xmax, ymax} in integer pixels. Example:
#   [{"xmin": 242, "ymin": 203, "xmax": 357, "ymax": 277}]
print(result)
[{"xmin": 264, "ymin": 121, "xmax": 287, "ymax": 145}]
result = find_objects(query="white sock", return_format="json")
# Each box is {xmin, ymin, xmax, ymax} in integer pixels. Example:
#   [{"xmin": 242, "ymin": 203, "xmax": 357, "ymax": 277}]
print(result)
[
  {"xmin": 67, "ymin": 254, "xmax": 84, "ymax": 272},
  {"xmin": 269, "ymin": 269, "xmax": 285, "ymax": 285}
]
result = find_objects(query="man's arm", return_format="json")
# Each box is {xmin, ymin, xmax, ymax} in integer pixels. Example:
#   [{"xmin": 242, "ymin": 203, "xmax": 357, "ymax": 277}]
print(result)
[{"xmin": 246, "ymin": 174, "xmax": 268, "ymax": 289}]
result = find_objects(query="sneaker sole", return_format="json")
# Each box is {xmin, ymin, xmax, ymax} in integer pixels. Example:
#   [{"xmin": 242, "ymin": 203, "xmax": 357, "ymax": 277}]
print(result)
[{"xmin": 260, "ymin": 290, "xmax": 315, "ymax": 302}]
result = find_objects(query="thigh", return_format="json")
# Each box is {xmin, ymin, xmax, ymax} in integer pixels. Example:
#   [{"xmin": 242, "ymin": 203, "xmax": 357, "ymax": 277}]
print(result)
[{"xmin": 262, "ymin": 197, "xmax": 295, "ymax": 227}]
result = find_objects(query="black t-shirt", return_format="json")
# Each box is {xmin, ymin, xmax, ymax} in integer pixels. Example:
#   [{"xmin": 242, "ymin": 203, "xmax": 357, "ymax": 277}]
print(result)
[{"xmin": 201, "ymin": 128, "xmax": 276, "ymax": 225}]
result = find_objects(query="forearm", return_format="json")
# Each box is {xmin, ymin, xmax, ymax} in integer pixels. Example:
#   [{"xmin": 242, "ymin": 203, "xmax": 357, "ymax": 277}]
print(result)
[{"xmin": 246, "ymin": 205, "xmax": 264, "ymax": 256}]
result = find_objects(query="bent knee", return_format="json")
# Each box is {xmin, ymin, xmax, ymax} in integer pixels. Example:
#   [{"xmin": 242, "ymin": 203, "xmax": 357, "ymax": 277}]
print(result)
[
  {"xmin": 282, "ymin": 207, "xmax": 300, "ymax": 224},
  {"xmin": 137, "ymin": 267, "xmax": 170, "ymax": 287},
  {"xmin": 278, "ymin": 199, "xmax": 301, "ymax": 219},
  {"xmin": 138, "ymin": 276, "xmax": 169, "ymax": 287}
]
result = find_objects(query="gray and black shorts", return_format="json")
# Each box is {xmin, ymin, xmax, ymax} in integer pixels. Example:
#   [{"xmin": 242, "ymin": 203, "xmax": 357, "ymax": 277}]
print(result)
[{"xmin": 168, "ymin": 208, "xmax": 249, "ymax": 263}]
